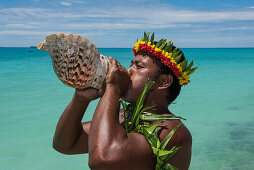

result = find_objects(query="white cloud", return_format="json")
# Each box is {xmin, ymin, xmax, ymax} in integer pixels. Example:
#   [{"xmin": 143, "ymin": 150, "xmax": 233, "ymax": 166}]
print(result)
[
  {"xmin": 60, "ymin": 2, "xmax": 72, "ymax": 6},
  {"xmin": 5, "ymin": 24, "xmax": 36, "ymax": 29},
  {"xmin": 0, "ymin": 3, "xmax": 254, "ymax": 47},
  {"xmin": 0, "ymin": 8, "xmax": 51, "ymax": 20},
  {"xmin": 0, "ymin": 30, "xmax": 55, "ymax": 35},
  {"xmin": 248, "ymin": 6, "xmax": 254, "ymax": 9},
  {"xmin": 1, "ymin": 5, "xmax": 254, "ymax": 28},
  {"xmin": 62, "ymin": 22, "xmax": 186, "ymax": 30},
  {"xmin": 183, "ymin": 26, "xmax": 254, "ymax": 33}
]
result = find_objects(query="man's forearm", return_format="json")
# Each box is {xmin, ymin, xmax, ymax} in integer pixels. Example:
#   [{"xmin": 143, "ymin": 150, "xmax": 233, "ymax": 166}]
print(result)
[{"xmin": 53, "ymin": 93, "xmax": 89, "ymax": 151}]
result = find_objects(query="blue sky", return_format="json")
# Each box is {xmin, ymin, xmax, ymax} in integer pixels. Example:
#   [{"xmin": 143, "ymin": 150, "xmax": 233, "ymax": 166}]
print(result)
[{"xmin": 0, "ymin": 0, "xmax": 254, "ymax": 47}]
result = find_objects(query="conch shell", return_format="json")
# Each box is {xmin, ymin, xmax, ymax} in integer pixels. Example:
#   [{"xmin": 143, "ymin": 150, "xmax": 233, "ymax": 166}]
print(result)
[{"xmin": 38, "ymin": 33, "xmax": 110, "ymax": 89}]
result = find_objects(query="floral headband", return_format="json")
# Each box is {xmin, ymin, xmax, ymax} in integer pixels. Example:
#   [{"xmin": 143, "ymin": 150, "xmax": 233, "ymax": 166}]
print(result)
[{"xmin": 133, "ymin": 32, "xmax": 198, "ymax": 86}]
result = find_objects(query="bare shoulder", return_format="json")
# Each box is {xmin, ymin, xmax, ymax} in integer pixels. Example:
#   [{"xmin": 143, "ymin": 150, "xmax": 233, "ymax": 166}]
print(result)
[
  {"xmin": 157, "ymin": 119, "xmax": 192, "ymax": 170},
  {"xmin": 158, "ymin": 120, "xmax": 192, "ymax": 146}
]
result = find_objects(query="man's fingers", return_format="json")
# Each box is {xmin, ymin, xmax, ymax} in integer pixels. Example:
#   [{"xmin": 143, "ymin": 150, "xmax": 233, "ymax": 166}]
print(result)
[
  {"xmin": 108, "ymin": 58, "xmax": 126, "ymax": 74},
  {"xmin": 98, "ymin": 88, "xmax": 104, "ymax": 96}
]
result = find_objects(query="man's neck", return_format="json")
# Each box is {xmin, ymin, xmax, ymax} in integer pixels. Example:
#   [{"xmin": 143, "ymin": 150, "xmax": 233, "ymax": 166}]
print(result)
[{"xmin": 143, "ymin": 90, "xmax": 173, "ymax": 115}]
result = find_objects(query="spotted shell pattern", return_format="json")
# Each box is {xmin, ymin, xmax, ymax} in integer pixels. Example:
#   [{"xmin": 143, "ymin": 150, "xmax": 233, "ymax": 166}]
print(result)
[{"xmin": 38, "ymin": 33, "xmax": 110, "ymax": 89}]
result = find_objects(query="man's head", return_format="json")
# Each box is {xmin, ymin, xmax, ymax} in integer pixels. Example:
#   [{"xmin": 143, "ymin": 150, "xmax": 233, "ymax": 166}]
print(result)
[
  {"xmin": 123, "ymin": 32, "xmax": 197, "ymax": 105},
  {"xmin": 123, "ymin": 49, "xmax": 184, "ymax": 105}
]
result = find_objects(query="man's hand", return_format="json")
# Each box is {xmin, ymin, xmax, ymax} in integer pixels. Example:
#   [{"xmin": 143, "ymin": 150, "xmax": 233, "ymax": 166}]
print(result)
[
  {"xmin": 74, "ymin": 87, "xmax": 103, "ymax": 102},
  {"xmin": 105, "ymin": 58, "xmax": 130, "ymax": 96}
]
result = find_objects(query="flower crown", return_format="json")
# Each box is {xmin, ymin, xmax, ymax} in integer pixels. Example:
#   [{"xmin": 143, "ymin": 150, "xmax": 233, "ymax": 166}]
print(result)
[{"xmin": 133, "ymin": 32, "xmax": 198, "ymax": 86}]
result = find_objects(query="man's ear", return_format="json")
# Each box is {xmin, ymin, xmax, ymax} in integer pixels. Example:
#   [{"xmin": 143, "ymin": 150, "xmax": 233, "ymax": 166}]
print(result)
[{"xmin": 156, "ymin": 74, "xmax": 173, "ymax": 90}]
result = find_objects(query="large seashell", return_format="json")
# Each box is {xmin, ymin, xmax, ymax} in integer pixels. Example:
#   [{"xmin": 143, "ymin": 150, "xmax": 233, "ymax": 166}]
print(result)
[{"xmin": 38, "ymin": 33, "xmax": 110, "ymax": 89}]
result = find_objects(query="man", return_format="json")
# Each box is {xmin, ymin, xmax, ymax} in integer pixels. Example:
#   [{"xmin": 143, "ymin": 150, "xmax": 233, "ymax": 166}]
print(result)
[{"xmin": 53, "ymin": 33, "xmax": 196, "ymax": 170}]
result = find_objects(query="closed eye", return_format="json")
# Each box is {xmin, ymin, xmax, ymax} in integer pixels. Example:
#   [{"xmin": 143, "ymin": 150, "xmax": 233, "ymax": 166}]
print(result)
[
  {"xmin": 136, "ymin": 64, "xmax": 144, "ymax": 69},
  {"xmin": 130, "ymin": 60, "xmax": 144, "ymax": 69}
]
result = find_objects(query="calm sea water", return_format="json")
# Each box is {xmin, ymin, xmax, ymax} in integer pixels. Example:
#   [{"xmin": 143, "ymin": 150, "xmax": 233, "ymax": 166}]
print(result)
[{"xmin": 0, "ymin": 47, "xmax": 254, "ymax": 170}]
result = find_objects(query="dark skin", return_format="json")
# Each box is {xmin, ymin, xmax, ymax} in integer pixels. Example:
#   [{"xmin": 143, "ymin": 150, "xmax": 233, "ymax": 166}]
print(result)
[{"xmin": 53, "ymin": 54, "xmax": 192, "ymax": 170}]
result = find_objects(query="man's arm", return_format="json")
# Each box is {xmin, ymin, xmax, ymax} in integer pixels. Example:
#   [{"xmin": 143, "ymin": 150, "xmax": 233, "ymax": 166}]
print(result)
[
  {"xmin": 53, "ymin": 88, "xmax": 101, "ymax": 155},
  {"xmin": 88, "ymin": 59, "xmax": 155, "ymax": 170}
]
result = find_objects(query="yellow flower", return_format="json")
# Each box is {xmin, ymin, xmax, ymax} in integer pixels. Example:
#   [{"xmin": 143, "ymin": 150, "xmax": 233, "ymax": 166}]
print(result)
[
  {"xmin": 154, "ymin": 48, "xmax": 161, "ymax": 52},
  {"xmin": 147, "ymin": 42, "xmax": 151, "ymax": 46},
  {"xmin": 170, "ymin": 58, "xmax": 176, "ymax": 64},
  {"xmin": 151, "ymin": 45, "xmax": 155, "ymax": 48},
  {"xmin": 182, "ymin": 72, "xmax": 190, "ymax": 80},
  {"xmin": 177, "ymin": 64, "xmax": 183, "ymax": 72},
  {"xmin": 179, "ymin": 79, "xmax": 184, "ymax": 85}
]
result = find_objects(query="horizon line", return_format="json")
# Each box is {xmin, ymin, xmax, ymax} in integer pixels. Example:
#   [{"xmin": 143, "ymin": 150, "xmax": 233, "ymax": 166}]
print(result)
[{"xmin": 0, "ymin": 46, "xmax": 254, "ymax": 49}]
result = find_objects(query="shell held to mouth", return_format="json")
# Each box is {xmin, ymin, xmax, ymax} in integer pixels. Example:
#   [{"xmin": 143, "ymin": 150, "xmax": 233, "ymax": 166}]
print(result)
[{"xmin": 38, "ymin": 33, "xmax": 110, "ymax": 89}]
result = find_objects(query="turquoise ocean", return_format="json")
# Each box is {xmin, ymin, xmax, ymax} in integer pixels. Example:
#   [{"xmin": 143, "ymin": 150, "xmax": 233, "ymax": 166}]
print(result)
[{"xmin": 0, "ymin": 47, "xmax": 254, "ymax": 170}]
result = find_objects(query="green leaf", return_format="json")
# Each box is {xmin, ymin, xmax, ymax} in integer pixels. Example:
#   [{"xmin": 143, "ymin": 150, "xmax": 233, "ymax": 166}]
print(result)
[
  {"xmin": 156, "ymin": 38, "xmax": 164, "ymax": 48},
  {"xmin": 187, "ymin": 66, "xmax": 198, "ymax": 75},
  {"xmin": 159, "ymin": 39, "xmax": 167, "ymax": 50},
  {"xmin": 162, "ymin": 146, "xmax": 181, "ymax": 161},
  {"xmin": 143, "ymin": 121, "xmax": 162, "ymax": 147},
  {"xmin": 171, "ymin": 50, "xmax": 180, "ymax": 59},
  {"xmin": 143, "ymin": 121, "xmax": 162, "ymax": 136},
  {"xmin": 144, "ymin": 32, "xmax": 147, "ymax": 40},
  {"xmin": 131, "ymin": 79, "xmax": 155, "ymax": 127},
  {"xmin": 144, "ymin": 122, "xmax": 150, "ymax": 126},
  {"xmin": 171, "ymin": 48, "xmax": 178, "ymax": 56},
  {"xmin": 150, "ymin": 32, "xmax": 155, "ymax": 43},
  {"xmin": 174, "ymin": 53, "xmax": 182, "ymax": 63},
  {"xmin": 169, "ymin": 44, "xmax": 173, "ymax": 52},
  {"xmin": 140, "ymin": 112, "xmax": 186, "ymax": 121},
  {"xmin": 180, "ymin": 59, "xmax": 187, "ymax": 71},
  {"xmin": 132, "ymin": 125, "xmax": 141, "ymax": 133},
  {"xmin": 144, "ymin": 32, "xmax": 149, "ymax": 43},
  {"xmin": 139, "ymin": 105, "xmax": 156, "ymax": 114},
  {"xmin": 152, "ymin": 146, "xmax": 159, "ymax": 155},
  {"xmin": 164, "ymin": 43, "xmax": 172, "ymax": 52},
  {"xmin": 144, "ymin": 130, "xmax": 158, "ymax": 147},
  {"xmin": 119, "ymin": 99, "xmax": 129, "ymax": 133},
  {"xmin": 160, "ymin": 123, "xmax": 182, "ymax": 150},
  {"xmin": 157, "ymin": 139, "xmax": 161, "ymax": 148},
  {"xmin": 156, "ymin": 156, "xmax": 164, "ymax": 167},
  {"xmin": 186, "ymin": 60, "xmax": 193, "ymax": 71},
  {"xmin": 135, "ymin": 116, "xmax": 140, "ymax": 127},
  {"xmin": 158, "ymin": 149, "xmax": 175, "ymax": 157}
]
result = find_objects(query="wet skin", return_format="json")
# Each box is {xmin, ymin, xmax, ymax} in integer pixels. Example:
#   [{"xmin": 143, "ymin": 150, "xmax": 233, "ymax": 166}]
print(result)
[{"xmin": 53, "ymin": 54, "xmax": 192, "ymax": 170}]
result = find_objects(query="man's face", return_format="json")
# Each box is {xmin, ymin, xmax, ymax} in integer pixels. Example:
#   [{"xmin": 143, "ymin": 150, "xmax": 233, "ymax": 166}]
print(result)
[{"xmin": 122, "ymin": 54, "xmax": 160, "ymax": 104}]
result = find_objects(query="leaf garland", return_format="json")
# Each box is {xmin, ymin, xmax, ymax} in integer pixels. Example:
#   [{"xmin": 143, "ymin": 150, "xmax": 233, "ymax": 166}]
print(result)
[{"xmin": 120, "ymin": 79, "xmax": 186, "ymax": 170}]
